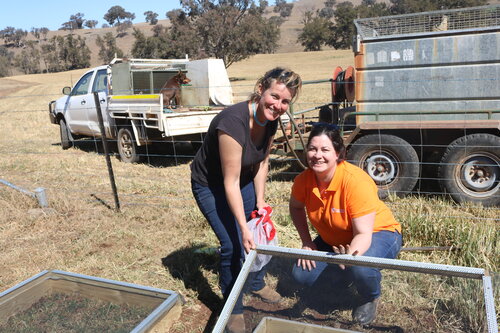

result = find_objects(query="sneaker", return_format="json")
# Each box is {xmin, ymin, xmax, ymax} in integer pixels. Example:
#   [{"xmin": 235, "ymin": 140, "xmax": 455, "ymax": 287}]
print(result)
[
  {"xmin": 352, "ymin": 298, "xmax": 378, "ymax": 326},
  {"xmin": 226, "ymin": 314, "xmax": 245, "ymax": 333},
  {"xmin": 251, "ymin": 285, "xmax": 282, "ymax": 303}
]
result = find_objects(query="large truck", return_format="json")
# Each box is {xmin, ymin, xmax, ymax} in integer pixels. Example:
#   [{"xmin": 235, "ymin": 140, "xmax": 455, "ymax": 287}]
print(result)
[
  {"xmin": 49, "ymin": 57, "xmax": 233, "ymax": 163},
  {"xmin": 305, "ymin": 5, "xmax": 499, "ymax": 206}
]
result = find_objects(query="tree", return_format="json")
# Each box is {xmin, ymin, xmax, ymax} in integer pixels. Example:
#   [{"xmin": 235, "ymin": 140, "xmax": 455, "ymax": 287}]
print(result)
[
  {"xmin": 0, "ymin": 27, "xmax": 15, "ymax": 43},
  {"xmin": 0, "ymin": 46, "xmax": 13, "ymax": 77},
  {"xmin": 0, "ymin": 27, "xmax": 27, "ymax": 47},
  {"xmin": 168, "ymin": 0, "xmax": 280, "ymax": 67},
  {"xmin": 274, "ymin": 0, "xmax": 294, "ymax": 18},
  {"xmin": 56, "ymin": 34, "xmax": 91, "ymax": 70},
  {"xmin": 31, "ymin": 27, "xmax": 40, "ymax": 40},
  {"xmin": 104, "ymin": 6, "xmax": 136, "ymax": 26},
  {"xmin": 321, "ymin": 0, "xmax": 337, "ymax": 18},
  {"xmin": 14, "ymin": 40, "xmax": 40, "ymax": 74},
  {"xmin": 40, "ymin": 27, "xmax": 49, "ymax": 40},
  {"xmin": 297, "ymin": 11, "xmax": 330, "ymax": 51},
  {"xmin": 41, "ymin": 37, "xmax": 63, "ymax": 72},
  {"xmin": 116, "ymin": 20, "xmax": 133, "ymax": 37},
  {"xmin": 132, "ymin": 10, "xmax": 200, "ymax": 60},
  {"xmin": 319, "ymin": 7, "xmax": 335, "ymax": 18},
  {"xmin": 60, "ymin": 22, "xmax": 74, "ymax": 31},
  {"xmin": 85, "ymin": 20, "xmax": 98, "ymax": 29},
  {"xmin": 325, "ymin": 2, "xmax": 357, "ymax": 49},
  {"xmin": 70, "ymin": 13, "xmax": 85, "ymax": 29},
  {"xmin": 96, "ymin": 32, "xmax": 124, "ymax": 63},
  {"xmin": 357, "ymin": 1, "xmax": 391, "ymax": 18},
  {"xmin": 144, "ymin": 11, "xmax": 159, "ymax": 25}
]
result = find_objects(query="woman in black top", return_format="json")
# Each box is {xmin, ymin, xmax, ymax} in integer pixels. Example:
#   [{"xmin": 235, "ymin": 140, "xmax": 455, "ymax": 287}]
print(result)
[{"xmin": 191, "ymin": 67, "xmax": 301, "ymax": 333}]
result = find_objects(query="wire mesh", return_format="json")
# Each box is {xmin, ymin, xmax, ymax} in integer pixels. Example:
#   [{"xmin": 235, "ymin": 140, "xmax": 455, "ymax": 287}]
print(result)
[{"xmin": 355, "ymin": 5, "xmax": 500, "ymax": 39}]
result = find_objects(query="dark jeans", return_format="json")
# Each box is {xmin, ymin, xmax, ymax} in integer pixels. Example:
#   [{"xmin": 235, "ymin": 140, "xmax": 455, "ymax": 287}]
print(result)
[
  {"xmin": 192, "ymin": 180, "xmax": 266, "ymax": 314},
  {"xmin": 292, "ymin": 230, "xmax": 402, "ymax": 302}
]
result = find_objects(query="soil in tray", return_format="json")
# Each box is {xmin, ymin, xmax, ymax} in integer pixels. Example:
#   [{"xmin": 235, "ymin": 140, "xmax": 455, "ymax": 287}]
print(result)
[{"xmin": 0, "ymin": 292, "xmax": 153, "ymax": 332}]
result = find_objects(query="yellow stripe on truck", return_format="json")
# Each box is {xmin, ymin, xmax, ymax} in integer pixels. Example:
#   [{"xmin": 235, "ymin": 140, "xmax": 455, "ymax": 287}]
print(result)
[{"xmin": 111, "ymin": 95, "xmax": 160, "ymax": 100}]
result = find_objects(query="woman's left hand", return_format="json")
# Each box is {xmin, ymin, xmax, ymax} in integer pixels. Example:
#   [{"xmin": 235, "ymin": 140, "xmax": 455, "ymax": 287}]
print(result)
[
  {"xmin": 332, "ymin": 244, "xmax": 359, "ymax": 270},
  {"xmin": 241, "ymin": 227, "xmax": 256, "ymax": 254}
]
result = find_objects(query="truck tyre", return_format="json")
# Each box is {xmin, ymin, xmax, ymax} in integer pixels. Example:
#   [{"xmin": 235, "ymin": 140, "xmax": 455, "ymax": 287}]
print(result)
[
  {"xmin": 117, "ymin": 127, "xmax": 141, "ymax": 163},
  {"xmin": 59, "ymin": 119, "xmax": 72, "ymax": 150},
  {"xmin": 347, "ymin": 134, "xmax": 419, "ymax": 199},
  {"xmin": 438, "ymin": 134, "xmax": 500, "ymax": 206}
]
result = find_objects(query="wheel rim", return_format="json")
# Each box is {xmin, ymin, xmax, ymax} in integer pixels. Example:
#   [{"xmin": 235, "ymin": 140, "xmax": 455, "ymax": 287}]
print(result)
[
  {"xmin": 456, "ymin": 153, "xmax": 499, "ymax": 197},
  {"xmin": 362, "ymin": 152, "xmax": 398, "ymax": 185},
  {"xmin": 120, "ymin": 132, "xmax": 134, "ymax": 158}
]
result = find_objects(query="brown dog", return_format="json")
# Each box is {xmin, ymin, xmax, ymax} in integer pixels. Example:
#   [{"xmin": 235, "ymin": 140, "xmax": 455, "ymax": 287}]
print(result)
[{"xmin": 161, "ymin": 69, "xmax": 191, "ymax": 108}]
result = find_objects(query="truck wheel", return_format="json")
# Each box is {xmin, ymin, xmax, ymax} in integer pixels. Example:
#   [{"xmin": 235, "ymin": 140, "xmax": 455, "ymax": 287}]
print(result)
[
  {"xmin": 347, "ymin": 134, "xmax": 419, "ymax": 198},
  {"xmin": 438, "ymin": 134, "xmax": 500, "ymax": 206},
  {"xmin": 59, "ymin": 119, "xmax": 72, "ymax": 150},
  {"xmin": 117, "ymin": 127, "xmax": 141, "ymax": 163}
]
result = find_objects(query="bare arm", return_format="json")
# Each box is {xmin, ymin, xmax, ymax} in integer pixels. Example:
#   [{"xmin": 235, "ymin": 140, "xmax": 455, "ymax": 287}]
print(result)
[
  {"xmin": 219, "ymin": 131, "xmax": 255, "ymax": 253},
  {"xmin": 348, "ymin": 212, "xmax": 375, "ymax": 256},
  {"xmin": 332, "ymin": 212, "xmax": 375, "ymax": 269},
  {"xmin": 253, "ymin": 136, "xmax": 274, "ymax": 210},
  {"xmin": 290, "ymin": 195, "xmax": 317, "ymax": 270}
]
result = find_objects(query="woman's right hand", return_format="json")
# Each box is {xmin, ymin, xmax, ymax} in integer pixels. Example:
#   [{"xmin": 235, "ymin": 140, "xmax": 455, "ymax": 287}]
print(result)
[
  {"xmin": 297, "ymin": 241, "xmax": 317, "ymax": 271},
  {"xmin": 241, "ymin": 227, "xmax": 256, "ymax": 254}
]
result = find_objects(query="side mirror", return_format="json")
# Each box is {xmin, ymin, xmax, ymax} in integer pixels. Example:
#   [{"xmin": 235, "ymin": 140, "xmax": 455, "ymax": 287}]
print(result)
[{"xmin": 62, "ymin": 87, "xmax": 71, "ymax": 95}]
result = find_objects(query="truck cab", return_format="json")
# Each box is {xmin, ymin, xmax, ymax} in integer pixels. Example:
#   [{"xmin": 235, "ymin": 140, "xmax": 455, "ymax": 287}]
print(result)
[{"xmin": 49, "ymin": 65, "xmax": 111, "ymax": 142}]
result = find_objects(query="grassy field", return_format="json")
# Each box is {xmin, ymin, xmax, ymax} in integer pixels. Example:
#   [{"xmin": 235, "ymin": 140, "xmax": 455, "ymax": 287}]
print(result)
[{"xmin": 0, "ymin": 50, "xmax": 498, "ymax": 332}]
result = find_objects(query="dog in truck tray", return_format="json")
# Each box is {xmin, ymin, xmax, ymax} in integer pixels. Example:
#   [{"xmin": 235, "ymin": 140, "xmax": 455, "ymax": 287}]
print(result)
[{"xmin": 161, "ymin": 69, "xmax": 191, "ymax": 109}]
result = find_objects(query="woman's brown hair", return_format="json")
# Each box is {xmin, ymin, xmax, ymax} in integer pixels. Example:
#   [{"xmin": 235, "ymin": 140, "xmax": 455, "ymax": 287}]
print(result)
[{"xmin": 250, "ymin": 67, "xmax": 302, "ymax": 102}]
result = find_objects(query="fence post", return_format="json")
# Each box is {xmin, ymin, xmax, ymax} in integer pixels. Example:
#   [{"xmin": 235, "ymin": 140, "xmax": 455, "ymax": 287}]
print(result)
[
  {"xmin": 94, "ymin": 92, "xmax": 120, "ymax": 212},
  {"xmin": 34, "ymin": 187, "xmax": 48, "ymax": 208}
]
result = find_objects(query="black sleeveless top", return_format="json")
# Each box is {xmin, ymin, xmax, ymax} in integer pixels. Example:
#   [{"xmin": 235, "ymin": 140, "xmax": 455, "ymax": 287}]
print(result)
[{"xmin": 190, "ymin": 101, "xmax": 278, "ymax": 187}]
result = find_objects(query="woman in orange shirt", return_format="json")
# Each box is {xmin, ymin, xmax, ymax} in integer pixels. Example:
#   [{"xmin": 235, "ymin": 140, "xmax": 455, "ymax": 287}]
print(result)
[{"xmin": 289, "ymin": 123, "xmax": 402, "ymax": 326}]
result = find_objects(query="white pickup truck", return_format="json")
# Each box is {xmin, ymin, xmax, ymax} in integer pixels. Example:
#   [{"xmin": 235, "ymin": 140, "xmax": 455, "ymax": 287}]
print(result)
[{"xmin": 49, "ymin": 57, "xmax": 233, "ymax": 162}]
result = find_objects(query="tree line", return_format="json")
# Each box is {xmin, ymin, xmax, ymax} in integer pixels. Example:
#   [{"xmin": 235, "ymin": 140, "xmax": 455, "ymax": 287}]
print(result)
[
  {"xmin": 0, "ymin": 0, "xmax": 490, "ymax": 77},
  {"xmin": 298, "ymin": 0, "xmax": 488, "ymax": 51}
]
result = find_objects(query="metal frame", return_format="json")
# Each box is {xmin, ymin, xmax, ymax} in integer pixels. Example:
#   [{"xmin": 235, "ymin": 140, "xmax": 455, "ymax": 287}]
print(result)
[
  {"xmin": 0, "ymin": 178, "xmax": 48, "ymax": 208},
  {"xmin": 354, "ymin": 5, "xmax": 500, "ymax": 41},
  {"xmin": 212, "ymin": 245, "xmax": 498, "ymax": 333},
  {"xmin": 0, "ymin": 270, "xmax": 181, "ymax": 333}
]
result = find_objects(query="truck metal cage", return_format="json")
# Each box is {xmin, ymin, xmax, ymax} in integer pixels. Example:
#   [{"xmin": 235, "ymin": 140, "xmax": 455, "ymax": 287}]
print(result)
[{"xmin": 354, "ymin": 5, "xmax": 500, "ymax": 40}]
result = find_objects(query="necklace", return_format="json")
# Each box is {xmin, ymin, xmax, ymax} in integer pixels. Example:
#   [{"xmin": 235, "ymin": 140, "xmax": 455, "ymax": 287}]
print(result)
[{"xmin": 252, "ymin": 102, "xmax": 268, "ymax": 127}]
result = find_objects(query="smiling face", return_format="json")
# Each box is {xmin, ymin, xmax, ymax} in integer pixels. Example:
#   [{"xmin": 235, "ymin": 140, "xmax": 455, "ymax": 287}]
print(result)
[
  {"xmin": 257, "ymin": 80, "xmax": 293, "ymax": 122},
  {"xmin": 306, "ymin": 134, "xmax": 339, "ymax": 178}
]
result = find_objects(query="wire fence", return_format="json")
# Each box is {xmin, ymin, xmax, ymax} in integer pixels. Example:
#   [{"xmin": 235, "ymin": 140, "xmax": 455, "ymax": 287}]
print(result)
[{"xmin": 0, "ymin": 67, "xmax": 499, "ymax": 217}]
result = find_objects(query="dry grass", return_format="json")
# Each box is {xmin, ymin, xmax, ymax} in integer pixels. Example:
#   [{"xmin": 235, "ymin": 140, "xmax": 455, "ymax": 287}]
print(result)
[{"xmin": 0, "ymin": 50, "xmax": 498, "ymax": 332}]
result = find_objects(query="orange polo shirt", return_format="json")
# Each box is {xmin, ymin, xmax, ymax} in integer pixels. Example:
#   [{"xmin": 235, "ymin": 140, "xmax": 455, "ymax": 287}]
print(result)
[{"xmin": 291, "ymin": 161, "xmax": 401, "ymax": 246}]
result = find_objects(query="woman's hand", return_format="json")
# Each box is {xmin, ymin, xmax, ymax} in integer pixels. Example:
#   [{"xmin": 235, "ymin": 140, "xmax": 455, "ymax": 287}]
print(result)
[
  {"xmin": 297, "ymin": 241, "xmax": 317, "ymax": 271},
  {"xmin": 241, "ymin": 227, "xmax": 256, "ymax": 254},
  {"xmin": 332, "ymin": 244, "xmax": 359, "ymax": 270},
  {"xmin": 256, "ymin": 202, "xmax": 270, "ymax": 212}
]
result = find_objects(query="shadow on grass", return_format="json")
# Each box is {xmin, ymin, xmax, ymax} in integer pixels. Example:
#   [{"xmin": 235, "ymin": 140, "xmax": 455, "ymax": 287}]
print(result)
[
  {"xmin": 161, "ymin": 244, "xmax": 222, "ymax": 333},
  {"xmin": 262, "ymin": 256, "xmax": 405, "ymax": 332}
]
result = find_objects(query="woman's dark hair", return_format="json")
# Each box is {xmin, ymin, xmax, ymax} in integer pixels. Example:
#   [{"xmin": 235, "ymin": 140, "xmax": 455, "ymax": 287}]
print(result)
[
  {"xmin": 250, "ymin": 67, "xmax": 302, "ymax": 102},
  {"xmin": 306, "ymin": 123, "xmax": 346, "ymax": 162}
]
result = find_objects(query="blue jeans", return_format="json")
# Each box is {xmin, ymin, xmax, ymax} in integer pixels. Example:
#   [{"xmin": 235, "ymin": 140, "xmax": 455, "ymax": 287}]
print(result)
[
  {"xmin": 191, "ymin": 180, "xmax": 266, "ymax": 314},
  {"xmin": 292, "ymin": 230, "xmax": 402, "ymax": 302}
]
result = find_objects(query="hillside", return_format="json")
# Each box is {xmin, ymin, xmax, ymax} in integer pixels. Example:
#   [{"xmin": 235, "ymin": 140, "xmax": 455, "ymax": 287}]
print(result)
[
  {"xmin": 1, "ymin": 0, "xmax": 363, "ymax": 70},
  {"xmin": 2, "ymin": 0, "xmax": 498, "ymax": 71}
]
